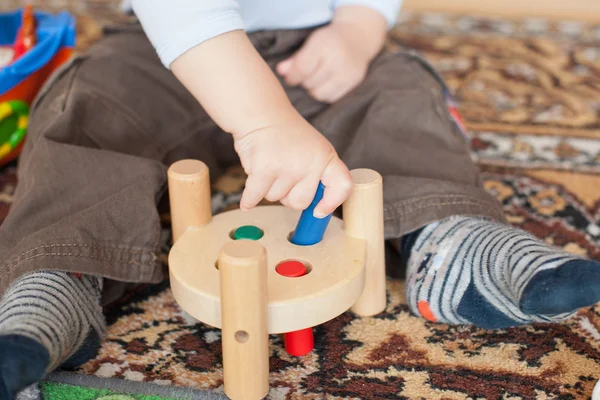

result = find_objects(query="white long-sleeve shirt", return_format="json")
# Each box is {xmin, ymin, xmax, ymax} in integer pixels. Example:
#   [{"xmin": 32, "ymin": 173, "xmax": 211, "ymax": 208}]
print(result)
[{"xmin": 127, "ymin": 0, "xmax": 403, "ymax": 68}]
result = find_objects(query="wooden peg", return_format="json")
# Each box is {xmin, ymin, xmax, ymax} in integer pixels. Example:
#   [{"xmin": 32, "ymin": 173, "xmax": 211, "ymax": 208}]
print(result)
[
  {"xmin": 290, "ymin": 182, "xmax": 332, "ymax": 245},
  {"xmin": 218, "ymin": 241, "xmax": 269, "ymax": 400},
  {"xmin": 276, "ymin": 261, "xmax": 314, "ymax": 356},
  {"xmin": 343, "ymin": 169, "xmax": 386, "ymax": 316},
  {"xmin": 167, "ymin": 159, "xmax": 212, "ymax": 243}
]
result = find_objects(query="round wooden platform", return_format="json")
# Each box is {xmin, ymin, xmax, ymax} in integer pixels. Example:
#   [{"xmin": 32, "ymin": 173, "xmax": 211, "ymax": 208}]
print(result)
[{"xmin": 168, "ymin": 205, "xmax": 367, "ymax": 334}]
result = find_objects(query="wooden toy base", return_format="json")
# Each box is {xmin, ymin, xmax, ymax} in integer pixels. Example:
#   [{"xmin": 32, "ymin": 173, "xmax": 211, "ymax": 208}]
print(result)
[
  {"xmin": 167, "ymin": 159, "xmax": 386, "ymax": 399},
  {"xmin": 168, "ymin": 205, "xmax": 367, "ymax": 334}
]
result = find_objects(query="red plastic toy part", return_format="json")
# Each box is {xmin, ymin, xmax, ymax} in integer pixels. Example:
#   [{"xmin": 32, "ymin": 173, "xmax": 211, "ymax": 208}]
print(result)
[
  {"xmin": 276, "ymin": 260, "xmax": 314, "ymax": 356},
  {"xmin": 11, "ymin": 5, "xmax": 37, "ymax": 62}
]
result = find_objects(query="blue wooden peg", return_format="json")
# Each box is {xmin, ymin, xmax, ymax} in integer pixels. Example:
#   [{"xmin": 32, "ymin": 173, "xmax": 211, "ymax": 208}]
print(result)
[{"xmin": 289, "ymin": 182, "xmax": 332, "ymax": 246}]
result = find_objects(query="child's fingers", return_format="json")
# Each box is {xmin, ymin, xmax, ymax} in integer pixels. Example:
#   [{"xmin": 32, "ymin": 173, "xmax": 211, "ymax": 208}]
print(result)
[
  {"xmin": 313, "ymin": 157, "xmax": 353, "ymax": 218},
  {"xmin": 302, "ymin": 62, "xmax": 333, "ymax": 91},
  {"xmin": 285, "ymin": 58, "xmax": 321, "ymax": 87},
  {"xmin": 326, "ymin": 80, "xmax": 356, "ymax": 103},
  {"xmin": 280, "ymin": 177, "xmax": 320, "ymax": 211},
  {"xmin": 265, "ymin": 177, "xmax": 295, "ymax": 202},
  {"xmin": 240, "ymin": 173, "xmax": 276, "ymax": 211},
  {"xmin": 282, "ymin": 43, "xmax": 322, "ymax": 86},
  {"xmin": 276, "ymin": 59, "xmax": 293, "ymax": 76},
  {"xmin": 309, "ymin": 66, "xmax": 366, "ymax": 103},
  {"xmin": 309, "ymin": 78, "xmax": 344, "ymax": 103}
]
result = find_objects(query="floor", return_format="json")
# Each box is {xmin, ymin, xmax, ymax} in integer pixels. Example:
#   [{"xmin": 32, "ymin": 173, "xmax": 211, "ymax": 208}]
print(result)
[
  {"xmin": 403, "ymin": 0, "xmax": 600, "ymax": 22},
  {"xmin": 3, "ymin": 2, "xmax": 600, "ymax": 399}
]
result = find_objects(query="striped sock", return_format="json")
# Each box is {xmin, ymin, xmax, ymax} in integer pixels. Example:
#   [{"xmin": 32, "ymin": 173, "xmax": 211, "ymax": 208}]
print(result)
[
  {"xmin": 403, "ymin": 216, "xmax": 600, "ymax": 329},
  {"xmin": 0, "ymin": 271, "xmax": 105, "ymax": 399}
]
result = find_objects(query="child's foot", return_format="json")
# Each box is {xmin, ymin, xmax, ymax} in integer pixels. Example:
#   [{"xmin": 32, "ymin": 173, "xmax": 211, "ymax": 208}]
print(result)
[
  {"xmin": 403, "ymin": 216, "xmax": 600, "ymax": 329},
  {"xmin": 0, "ymin": 271, "xmax": 105, "ymax": 399}
]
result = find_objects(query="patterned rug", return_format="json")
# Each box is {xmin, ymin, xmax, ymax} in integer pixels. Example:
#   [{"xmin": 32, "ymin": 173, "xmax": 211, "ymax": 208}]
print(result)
[{"xmin": 2, "ymin": 2, "xmax": 600, "ymax": 399}]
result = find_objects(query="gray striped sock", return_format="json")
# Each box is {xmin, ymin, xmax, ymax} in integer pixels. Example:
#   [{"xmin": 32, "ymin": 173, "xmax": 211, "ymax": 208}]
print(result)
[
  {"xmin": 0, "ymin": 271, "xmax": 105, "ymax": 371},
  {"xmin": 405, "ymin": 216, "xmax": 600, "ymax": 329}
]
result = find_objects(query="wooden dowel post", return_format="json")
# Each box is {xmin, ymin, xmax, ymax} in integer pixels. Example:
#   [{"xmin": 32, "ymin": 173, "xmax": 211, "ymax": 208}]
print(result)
[
  {"xmin": 167, "ymin": 160, "xmax": 212, "ymax": 243},
  {"xmin": 218, "ymin": 241, "xmax": 270, "ymax": 400},
  {"xmin": 343, "ymin": 169, "xmax": 386, "ymax": 316}
]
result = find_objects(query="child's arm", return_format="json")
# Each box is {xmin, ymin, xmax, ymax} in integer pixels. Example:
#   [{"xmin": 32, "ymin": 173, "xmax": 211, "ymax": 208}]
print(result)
[
  {"xmin": 277, "ymin": 1, "xmax": 402, "ymax": 103},
  {"xmin": 171, "ymin": 31, "xmax": 353, "ymax": 216},
  {"xmin": 131, "ymin": 1, "xmax": 353, "ymax": 217}
]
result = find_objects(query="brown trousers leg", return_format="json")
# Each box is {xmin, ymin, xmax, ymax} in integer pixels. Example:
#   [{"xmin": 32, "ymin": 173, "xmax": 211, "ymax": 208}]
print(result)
[
  {"xmin": 255, "ymin": 30, "xmax": 505, "ymax": 239},
  {"xmin": 0, "ymin": 26, "xmax": 504, "ymax": 294}
]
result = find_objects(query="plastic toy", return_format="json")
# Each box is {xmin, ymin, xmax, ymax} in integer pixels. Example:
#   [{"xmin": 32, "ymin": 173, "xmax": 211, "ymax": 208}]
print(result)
[
  {"xmin": 0, "ymin": 100, "xmax": 28, "ymax": 161},
  {"xmin": 167, "ymin": 159, "xmax": 387, "ymax": 400},
  {"xmin": 0, "ymin": 7, "xmax": 75, "ymax": 166},
  {"xmin": 11, "ymin": 5, "xmax": 37, "ymax": 63}
]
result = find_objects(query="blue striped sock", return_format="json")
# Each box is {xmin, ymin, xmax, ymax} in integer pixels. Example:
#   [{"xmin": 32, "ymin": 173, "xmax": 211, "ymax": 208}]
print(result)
[
  {"xmin": 403, "ymin": 217, "xmax": 600, "ymax": 329},
  {"xmin": 0, "ymin": 271, "xmax": 105, "ymax": 399}
]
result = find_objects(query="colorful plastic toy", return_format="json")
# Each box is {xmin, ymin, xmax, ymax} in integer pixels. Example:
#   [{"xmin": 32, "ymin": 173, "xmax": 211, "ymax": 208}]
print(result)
[
  {"xmin": 167, "ymin": 159, "xmax": 387, "ymax": 400},
  {"xmin": 11, "ymin": 5, "xmax": 37, "ymax": 63},
  {"xmin": 0, "ymin": 100, "xmax": 28, "ymax": 161},
  {"xmin": 0, "ymin": 7, "xmax": 75, "ymax": 166}
]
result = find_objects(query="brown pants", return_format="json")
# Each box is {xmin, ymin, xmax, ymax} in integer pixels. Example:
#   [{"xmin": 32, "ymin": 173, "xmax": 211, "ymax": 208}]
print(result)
[{"xmin": 0, "ymin": 25, "xmax": 505, "ymax": 295}]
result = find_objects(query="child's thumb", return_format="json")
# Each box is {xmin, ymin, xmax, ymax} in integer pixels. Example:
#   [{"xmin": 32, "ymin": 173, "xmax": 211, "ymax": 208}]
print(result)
[{"xmin": 276, "ymin": 58, "xmax": 293, "ymax": 76}]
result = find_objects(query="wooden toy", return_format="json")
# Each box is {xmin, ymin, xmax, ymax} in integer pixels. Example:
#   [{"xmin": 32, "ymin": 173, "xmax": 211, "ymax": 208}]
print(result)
[{"xmin": 167, "ymin": 159, "xmax": 386, "ymax": 400}]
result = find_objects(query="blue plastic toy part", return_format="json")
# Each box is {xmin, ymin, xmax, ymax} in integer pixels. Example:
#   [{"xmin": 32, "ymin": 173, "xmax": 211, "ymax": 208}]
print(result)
[
  {"xmin": 0, "ymin": 8, "xmax": 76, "ymax": 94},
  {"xmin": 289, "ymin": 182, "xmax": 333, "ymax": 246}
]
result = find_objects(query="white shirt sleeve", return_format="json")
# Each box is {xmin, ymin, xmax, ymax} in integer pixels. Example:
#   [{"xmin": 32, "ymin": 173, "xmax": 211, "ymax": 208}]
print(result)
[
  {"xmin": 131, "ymin": 0, "xmax": 245, "ymax": 68},
  {"xmin": 333, "ymin": 0, "xmax": 403, "ymax": 28}
]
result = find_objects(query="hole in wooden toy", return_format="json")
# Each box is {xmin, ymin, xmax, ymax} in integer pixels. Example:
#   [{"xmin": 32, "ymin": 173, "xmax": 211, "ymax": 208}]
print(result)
[
  {"xmin": 287, "ymin": 231, "xmax": 322, "ymax": 246},
  {"xmin": 287, "ymin": 231, "xmax": 306, "ymax": 245},
  {"xmin": 276, "ymin": 260, "xmax": 312, "ymax": 277},
  {"xmin": 214, "ymin": 260, "xmax": 219, "ymax": 270},
  {"xmin": 235, "ymin": 330, "xmax": 249, "ymax": 343},
  {"xmin": 230, "ymin": 225, "xmax": 264, "ymax": 241}
]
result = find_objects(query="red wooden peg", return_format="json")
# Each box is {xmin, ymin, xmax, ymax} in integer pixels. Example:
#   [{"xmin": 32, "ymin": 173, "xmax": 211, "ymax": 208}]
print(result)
[{"xmin": 276, "ymin": 260, "xmax": 314, "ymax": 356}]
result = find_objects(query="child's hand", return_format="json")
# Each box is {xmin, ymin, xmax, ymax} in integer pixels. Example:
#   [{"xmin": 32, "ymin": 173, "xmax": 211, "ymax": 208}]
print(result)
[
  {"xmin": 276, "ymin": 6, "xmax": 388, "ymax": 103},
  {"xmin": 233, "ymin": 113, "xmax": 352, "ymax": 218},
  {"xmin": 276, "ymin": 24, "xmax": 368, "ymax": 103},
  {"xmin": 170, "ymin": 29, "xmax": 357, "ymax": 216},
  {"xmin": 171, "ymin": 30, "xmax": 353, "ymax": 216}
]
